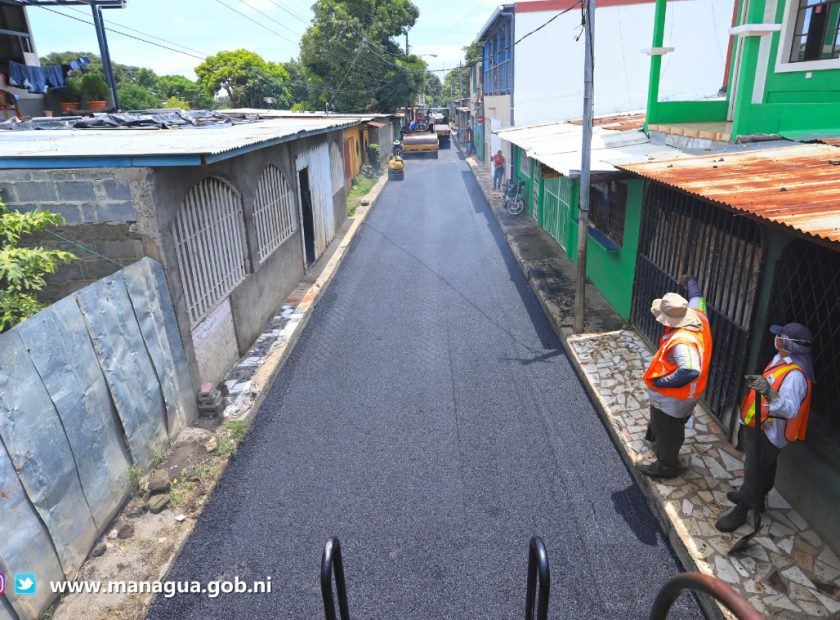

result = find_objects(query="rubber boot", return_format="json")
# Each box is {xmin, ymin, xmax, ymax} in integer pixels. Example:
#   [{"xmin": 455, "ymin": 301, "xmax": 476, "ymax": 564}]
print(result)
[
  {"xmin": 726, "ymin": 491, "xmax": 766, "ymax": 513},
  {"xmin": 715, "ymin": 503, "xmax": 750, "ymax": 532},
  {"xmin": 638, "ymin": 461, "xmax": 680, "ymax": 479}
]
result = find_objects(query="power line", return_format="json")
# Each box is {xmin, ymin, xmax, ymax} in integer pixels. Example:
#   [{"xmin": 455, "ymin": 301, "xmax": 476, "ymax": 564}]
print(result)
[
  {"xmin": 24, "ymin": 2, "xmax": 207, "ymax": 61},
  {"xmin": 59, "ymin": 4, "xmax": 211, "ymax": 58},
  {"xmin": 264, "ymin": 0, "xmax": 311, "ymax": 26},
  {"xmin": 428, "ymin": 0, "xmax": 583, "ymax": 72},
  {"xmin": 212, "ymin": 0, "xmax": 300, "ymax": 47},
  {"xmin": 237, "ymin": 0, "xmax": 306, "ymax": 40}
]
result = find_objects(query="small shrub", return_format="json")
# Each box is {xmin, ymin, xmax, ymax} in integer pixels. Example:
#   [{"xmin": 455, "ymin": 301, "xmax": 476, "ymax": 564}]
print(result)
[
  {"xmin": 127, "ymin": 465, "xmax": 143, "ymax": 495},
  {"xmin": 360, "ymin": 164, "xmax": 376, "ymax": 179},
  {"xmin": 59, "ymin": 78, "xmax": 82, "ymax": 103},
  {"xmin": 215, "ymin": 420, "xmax": 248, "ymax": 457},
  {"xmin": 366, "ymin": 143, "xmax": 381, "ymax": 169},
  {"xmin": 80, "ymin": 73, "xmax": 110, "ymax": 101}
]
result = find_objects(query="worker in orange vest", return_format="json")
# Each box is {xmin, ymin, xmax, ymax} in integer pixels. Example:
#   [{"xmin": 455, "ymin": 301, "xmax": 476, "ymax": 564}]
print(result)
[
  {"xmin": 715, "ymin": 323, "xmax": 814, "ymax": 532},
  {"xmin": 638, "ymin": 275, "xmax": 712, "ymax": 479}
]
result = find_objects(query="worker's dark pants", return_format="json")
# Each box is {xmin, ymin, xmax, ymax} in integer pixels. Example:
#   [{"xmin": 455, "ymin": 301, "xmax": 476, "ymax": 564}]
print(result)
[
  {"xmin": 736, "ymin": 426, "xmax": 780, "ymax": 507},
  {"xmin": 649, "ymin": 406, "xmax": 688, "ymax": 470},
  {"xmin": 494, "ymin": 167, "xmax": 504, "ymax": 189}
]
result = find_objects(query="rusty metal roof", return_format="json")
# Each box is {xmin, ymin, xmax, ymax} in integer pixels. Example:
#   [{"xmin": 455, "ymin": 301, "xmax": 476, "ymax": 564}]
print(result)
[
  {"xmin": 618, "ymin": 143, "xmax": 840, "ymax": 244},
  {"xmin": 567, "ymin": 111, "xmax": 646, "ymax": 132}
]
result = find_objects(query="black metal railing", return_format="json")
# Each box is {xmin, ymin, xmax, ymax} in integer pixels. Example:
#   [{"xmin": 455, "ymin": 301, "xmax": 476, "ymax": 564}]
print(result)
[
  {"xmin": 525, "ymin": 536, "xmax": 551, "ymax": 620},
  {"xmin": 321, "ymin": 537, "xmax": 350, "ymax": 620},
  {"xmin": 649, "ymin": 572, "xmax": 762, "ymax": 620}
]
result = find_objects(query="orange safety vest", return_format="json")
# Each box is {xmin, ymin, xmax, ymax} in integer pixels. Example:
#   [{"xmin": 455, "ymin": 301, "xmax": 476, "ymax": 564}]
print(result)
[
  {"xmin": 740, "ymin": 359, "xmax": 812, "ymax": 442},
  {"xmin": 643, "ymin": 311, "xmax": 712, "ymax": 400}
]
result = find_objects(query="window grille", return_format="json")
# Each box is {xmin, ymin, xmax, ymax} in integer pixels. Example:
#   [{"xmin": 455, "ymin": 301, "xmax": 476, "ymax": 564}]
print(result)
[
  {"xmin": 759, "ymin": 239, "xmax": 840, "ymax": 434},
  {"xmin": 589, "ymin": 181, "xmax": 628, "ymax": 247},
  {"xmin": 330, "ymin": 142, "xmax": 344, "ymax": 195},
  {"xmin": 254, "ymin": 165, "xmax": 297, "ymax": 263},
  {"xmin": 173, "ymin": 177, "xmax": 248, "ymax": 326},
  {"xmin": 789, "ymin": 0, "xmax": 840, "ymax": 62},
  {"xmin": 542, "ymin": 176, "xmax": 570, "ymax": 249},
  {"xmin": 519, "ymin": 149, "xmax": 530, "ymax": 176}
]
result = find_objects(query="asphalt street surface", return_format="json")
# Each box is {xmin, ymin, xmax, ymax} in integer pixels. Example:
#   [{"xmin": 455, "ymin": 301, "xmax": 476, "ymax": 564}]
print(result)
[{"xmin": 149, "ymin": 147, "xmax": 703, "ymax": 619}]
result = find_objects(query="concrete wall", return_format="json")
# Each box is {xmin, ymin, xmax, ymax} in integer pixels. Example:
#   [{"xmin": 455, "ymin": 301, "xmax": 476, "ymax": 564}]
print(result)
[
  {"xmin": 483, "ymin": 94, "xmax": 512, "ymax": 173},
  {"xmin": 0, "ymin": 168, "xmax": 158, "ymax": 301},
  {"xmin": 512, "ymin": 0, "xmax": 734, "ymax": 126}
]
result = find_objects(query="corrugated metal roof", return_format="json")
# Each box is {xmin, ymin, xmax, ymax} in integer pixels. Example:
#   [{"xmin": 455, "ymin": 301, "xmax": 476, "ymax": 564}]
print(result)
[
  {"xmin": 617, "ymin": 143, "xmax": 840, "ymax": 244},
  {"xmin": 494, "ymin": 121, "xmax": 689, "ymax": 176},
  {"xmin": 0, "ymin": 117, "xmax": 360, "ymax": 168},
  {"xmin": 567, "ymin": 111, "xmax": 646, "ymax": 132}
]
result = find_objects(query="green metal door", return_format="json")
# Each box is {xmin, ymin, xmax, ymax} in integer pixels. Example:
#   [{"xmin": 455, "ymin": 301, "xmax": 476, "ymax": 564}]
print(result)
[{"xmin": 542, "ymin": 175, "xmax": 570, "ymax": 251}]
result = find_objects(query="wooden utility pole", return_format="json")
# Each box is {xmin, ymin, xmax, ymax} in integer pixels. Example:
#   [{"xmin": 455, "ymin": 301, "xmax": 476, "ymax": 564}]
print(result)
[{"xmin": 574, "ymin": 0, "xmax": 596, "ymax": 334}]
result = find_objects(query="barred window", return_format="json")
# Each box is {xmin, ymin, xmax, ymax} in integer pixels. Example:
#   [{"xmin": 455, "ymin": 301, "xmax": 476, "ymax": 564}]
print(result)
[
  {"xmin": 589, "ymin": 181, "xmax": 627, "ymax": 248},
  {"xmin": 173, "ymin": 177, "xmax": 248, "ymax": 326},
  {"xmin": 519, "ymin": 149, "xmax": 529, "ymax": 176},
  {"xmin": 254, "ymin": 165, "xmax": 297, "ymax": 263},
  {"xmin": 330, "ymin": 142, "xmax": 344, "ymax": 194}
]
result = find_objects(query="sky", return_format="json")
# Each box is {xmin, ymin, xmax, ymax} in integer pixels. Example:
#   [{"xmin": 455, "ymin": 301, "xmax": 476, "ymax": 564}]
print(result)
[{"xmin": 26, "ymin": 0, "xmax": 502, "ymax": 80}]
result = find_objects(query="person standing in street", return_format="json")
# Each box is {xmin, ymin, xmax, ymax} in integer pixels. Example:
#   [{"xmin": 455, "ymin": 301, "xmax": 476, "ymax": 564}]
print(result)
[
  {"xmin": 638, "ymin": 275, "xmax": 713, "ymax": 479},
  {"xmin": 465, "ymin": 122, "xmax": 473, "ymax": 156},
  {"xmin": 715, "ymin": 323, "xmax": 814, "ymax": 532},
  {"xmin": 492, "ymin": 149, "xmax": 506, "ymax": 190}
]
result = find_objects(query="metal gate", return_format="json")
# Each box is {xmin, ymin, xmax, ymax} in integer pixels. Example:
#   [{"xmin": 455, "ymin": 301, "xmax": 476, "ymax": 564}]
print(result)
[
  {"xmin": 295, "ymin": 142, "xmax": 336, "ymax": 261},
  {"xmin": 759, "ymin": 239, "xmax": 840, "ymax": 434},
  {"xmin": 631, "ymin": 184, "xmax": 764, "ymax": 432}
]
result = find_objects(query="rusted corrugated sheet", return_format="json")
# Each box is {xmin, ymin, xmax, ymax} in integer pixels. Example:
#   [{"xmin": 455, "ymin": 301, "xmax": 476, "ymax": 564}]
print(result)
[
  {"xmin": 618, "ymin": 144, "xmax": 840, "ymax": 244},
  {"xmin": 568, "ymin": 111, "xmax": 646, "ymax": 132}
]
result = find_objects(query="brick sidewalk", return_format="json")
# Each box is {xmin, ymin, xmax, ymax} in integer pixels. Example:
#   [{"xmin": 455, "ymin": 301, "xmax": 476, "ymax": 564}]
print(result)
[{"xmin": 460, "ymin": 144, "xmax": 840, "ymax": 619}]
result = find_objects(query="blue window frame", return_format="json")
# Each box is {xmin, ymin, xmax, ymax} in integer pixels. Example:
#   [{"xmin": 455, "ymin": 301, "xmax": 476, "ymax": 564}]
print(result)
[{"xmin": 482, "ymin": 17, "xmax": 513, "ymax": 96}]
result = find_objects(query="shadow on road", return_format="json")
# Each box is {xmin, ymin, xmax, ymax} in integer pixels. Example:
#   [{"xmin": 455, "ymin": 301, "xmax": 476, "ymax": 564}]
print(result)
[
  {"xmin": 611, "ymin": 484, "xmax": 661, "ymax": 547},
  {"xmin": 460, "ymin": 169, "xmax": 561, "ymax": 352}
]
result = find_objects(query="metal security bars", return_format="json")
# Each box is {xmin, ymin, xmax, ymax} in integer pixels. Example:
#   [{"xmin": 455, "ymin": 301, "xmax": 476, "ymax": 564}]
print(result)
[
  {"xmin": 759, "ymin": 239, "xmax": 840, "ymax": 434},
  {"xmin": 632, "ymin": 184, "xmax": 764, "ymax": 433},
  {"xmin": 590, "ymin": 181, "xmax": 627, "ymax": 248},
  {"xmin": 173, "ymin": 177, "xmax": 249, "ymax": 326},
  {"xmin": 542, "ymin": 176, "xmax": 570, "ymax": 250},
  {"xmin": 254, "ymin": 165, "xmax": 297, "ymax": 264}
]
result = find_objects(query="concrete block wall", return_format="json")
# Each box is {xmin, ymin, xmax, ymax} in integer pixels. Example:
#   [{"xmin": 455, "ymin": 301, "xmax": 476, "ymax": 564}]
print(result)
[{"xmin": 0, "ymin": 168, "xmax": 159, "ymax": 303}]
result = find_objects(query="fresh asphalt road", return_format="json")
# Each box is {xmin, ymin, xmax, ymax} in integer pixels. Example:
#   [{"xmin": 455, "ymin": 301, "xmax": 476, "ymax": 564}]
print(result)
[{"xmin": 149, "ymin": 147, "xmax": 702, "ymax": 619}]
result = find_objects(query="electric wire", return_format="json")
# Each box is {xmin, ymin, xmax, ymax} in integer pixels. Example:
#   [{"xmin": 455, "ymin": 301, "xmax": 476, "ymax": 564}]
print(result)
[{"xmin": 212, "ymin": 0, "xmax": 301, "ymax": 47}]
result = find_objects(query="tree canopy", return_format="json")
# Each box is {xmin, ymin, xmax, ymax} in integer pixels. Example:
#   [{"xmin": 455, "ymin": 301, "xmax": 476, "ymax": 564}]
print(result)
[
  {"xmin": 195, "ymin": 50, "xmax": 290, "ymax": 109},
  {"xmin": 299, "ymin": 0, "xmax": 424, "ymax": 111}
]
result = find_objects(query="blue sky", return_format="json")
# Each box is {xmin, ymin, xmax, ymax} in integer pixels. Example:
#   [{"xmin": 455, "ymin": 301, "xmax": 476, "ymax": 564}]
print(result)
[{"xmin": 27, "ymin": 0, "xmax": 500, "ymax": 79}]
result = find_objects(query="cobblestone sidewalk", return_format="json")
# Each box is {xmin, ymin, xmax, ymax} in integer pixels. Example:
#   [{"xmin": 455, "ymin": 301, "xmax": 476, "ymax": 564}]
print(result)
[
  {"xmin": 459, "ymin": 143, "xmax": 840, "ymax": 618},
  {"xmin": 569, "ymin": 331, "xmax": 840, "ymax": 618}
]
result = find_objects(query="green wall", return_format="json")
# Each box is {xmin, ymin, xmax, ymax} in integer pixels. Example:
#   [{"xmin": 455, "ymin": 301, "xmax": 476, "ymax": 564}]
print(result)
[{"xmin": 514, "ymin": 144, "xmax": 643, "ymax": 320}]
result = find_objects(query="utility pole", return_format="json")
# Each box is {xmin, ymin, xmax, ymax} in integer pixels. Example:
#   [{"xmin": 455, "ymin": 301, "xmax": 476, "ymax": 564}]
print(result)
[
  {"xmin": 574, "ymin": 0, "xmax": 596, "ymax": 334},
  {"xmin": 90, "ymin": 3, "xmax": 120, "ymax": 110}
]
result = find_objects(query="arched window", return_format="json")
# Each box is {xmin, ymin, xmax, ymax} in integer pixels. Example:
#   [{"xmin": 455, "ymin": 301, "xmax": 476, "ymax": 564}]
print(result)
[
  {"xmin": 173, "ymin": 177, "xmax": 248, "ymax": 325},
  {"xmin": 330, "ymin": 142, "xmax": 344, "ymax": 195},
  {"xmin": 253, "ymin": 165, "xmax": 297, "ymax": 262}
]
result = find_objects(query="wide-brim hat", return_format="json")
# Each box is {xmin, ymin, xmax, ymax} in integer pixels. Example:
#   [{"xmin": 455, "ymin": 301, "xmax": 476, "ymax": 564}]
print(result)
[{"xmin": 651, "ymin": 292, "xmax": 701, "ymax": 328}]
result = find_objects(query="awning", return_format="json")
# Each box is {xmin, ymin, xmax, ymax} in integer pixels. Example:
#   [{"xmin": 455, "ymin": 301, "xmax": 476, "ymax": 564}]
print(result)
[
  {"xmin": 617, "ymin": 143, "xmax": 840, "ymax": 245},
  {"xmin": 494, "ymin": 120, "xmax": 688, "ymax": 176},
  {"xmin": 367, "ymin": 121, "xmax": 385, "ymax": 128}
]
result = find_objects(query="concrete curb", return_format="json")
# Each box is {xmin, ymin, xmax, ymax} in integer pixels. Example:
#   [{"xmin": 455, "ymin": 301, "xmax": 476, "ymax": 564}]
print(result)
[{"xmin": 457, "ymin": 144, "xmax": 726, "ymax": 619}]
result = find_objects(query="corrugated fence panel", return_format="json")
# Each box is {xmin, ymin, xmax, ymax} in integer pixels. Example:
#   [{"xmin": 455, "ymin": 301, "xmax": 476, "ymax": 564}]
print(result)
[
  {"xmin": 16, "ymin": 296, "xmax": 132, "ymax": 531},
  {"xmin": 0, "ymin": 436, "xmax": 66, "ymax": 619},
  {"xmin": 124, "ymin": 259, "xmax": 197, "ymax": 438},
  {"xmin": 76, "ymin": 271, "xmax": 170, "ymax": 469},
  {"xmin": 296, "ymin": 141, "xmax": 335, "ymax": 259},
  {"xmin": 0, "ymin": 330, "xmax": 98, "ymax": 577}
]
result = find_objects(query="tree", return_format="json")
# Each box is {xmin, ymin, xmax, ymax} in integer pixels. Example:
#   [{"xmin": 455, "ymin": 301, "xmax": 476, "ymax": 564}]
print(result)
[
  {"xmin": 118, "ymin": 82, "xmax": 161, "ymax": 110},
  {"xmin": 0, "ymin": 200, "xmax": 75, "ymax": 331},
  {"xmin": 299, "ymin": 0, "xmax": 422, "ymax": 111},
  {"xmin": 158, "ymin": 75, "xmax": 215, "ymax": 109},
  {"xmin": 195, "ymin": 50, "xmax": 290, "ymax": 109},
  {"xmin": 423, "ymin": 71, "xmax": 443, "ymax": 107},
  {"xmin": 163, "ymin": 95, "xmax": 191, "ymax": 109},
  {"xmin": 283, "ymin": 59, "xmax": 309, "ymax": 108}
]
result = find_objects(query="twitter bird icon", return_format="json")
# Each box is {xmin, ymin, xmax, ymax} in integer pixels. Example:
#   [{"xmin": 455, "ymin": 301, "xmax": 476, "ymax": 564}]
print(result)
[{"xmin": 15, "ymin": 573, "xmax": 36, "ymax": 595}]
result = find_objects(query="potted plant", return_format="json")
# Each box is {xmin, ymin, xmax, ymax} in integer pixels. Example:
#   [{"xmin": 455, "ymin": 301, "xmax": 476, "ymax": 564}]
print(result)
[
  {"xmin": 80, "ymin": 73, "xmax": 110, "ymax": 111},
  {"xmin": 58, "ymin": 78, "xmax": 82, "ymax": 114}
]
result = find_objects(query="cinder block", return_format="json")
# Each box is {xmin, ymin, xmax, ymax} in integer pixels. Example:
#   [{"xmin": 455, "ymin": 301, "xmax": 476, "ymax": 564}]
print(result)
[
  {"xmin": 97, "ymin": 201, "xmax": 137, "ymax": 223},
  {"xmin": 57, "ymin": 181, "xmax": 98, "ymax": 203},
  {"xmin": 50, "ymin": 261, "xmax": 85, "ymax": 282},
  {"xmin": 39, "ymin": 203, "xmax": 83, "ymax": 225},
  {"xmin": 99, "ymin": 238, "xmax": 144, "ymax": 259},
  {"xmin": 11, "ymin": 181, "xmax": 57, "ymax": 203},
  {"xmin": 81, "ymin": 259, "xmax": 121, "ymax": 281},
  {"xmin": 102, "ymin": 179, "xmax": 132, "ymax": 201}
]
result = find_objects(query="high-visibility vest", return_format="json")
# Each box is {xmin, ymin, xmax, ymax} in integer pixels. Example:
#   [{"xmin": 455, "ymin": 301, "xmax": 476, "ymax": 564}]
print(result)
[
  {"xmin": 643, "ymin": 311, "xmax": 712, "ymax": 400},
  {"xmin": 740, "ymin": 360, "xmax": 812, "ymax": 442}
]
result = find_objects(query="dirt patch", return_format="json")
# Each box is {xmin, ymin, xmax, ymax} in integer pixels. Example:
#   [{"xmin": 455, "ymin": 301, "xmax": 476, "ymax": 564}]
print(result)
[{"xmin": 49, "ymin": 423, "xmax": 240, "ymax": 620}]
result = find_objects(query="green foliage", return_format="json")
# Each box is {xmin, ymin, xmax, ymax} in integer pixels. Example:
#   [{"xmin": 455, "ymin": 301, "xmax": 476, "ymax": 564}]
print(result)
[
  {"xmin": 196, "ymin": 50, "xmax": 290, "ymax": 109},
  {"xmin": 0, "ymin": 200, "xmax": 75, "ymax": 332},
  {"xmin": 424, "ymin": 71, "xmax": 444, "ymax": 107},
  {"xmin": 58, "ymin": 77, "xmax": 82, "ymax": 103},
  {"xmin": 163, "ymin": 95, "xmax": 190, "ymax": 109},
  {"xmin": 41, "ymin": 52, "xmax": 214, "ymax": 111},
  {"xmin": 299, "ymin": 0, "xmax": 423, "ymax": 112},
  {"xmin": 215, "ymin": 420, "xmax": 248, "ymax": 457},
  {"xmin": 366, "ymin": 143, "xmax": 381, "ymax": 169},
  {"xmin": 80, "ymin": 73, "xmax": 110, "ymax": 101},
  {"xmin": 442, "ymin": 42, "xmax": 483, "ymax": 104},
  {"xmin": 118, "ymin": 82, "xmax": 162, "ymax": 110}
]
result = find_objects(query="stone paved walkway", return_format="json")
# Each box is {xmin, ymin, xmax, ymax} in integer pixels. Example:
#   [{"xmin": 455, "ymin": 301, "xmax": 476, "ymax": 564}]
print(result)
[{"xmin": 568, "ymin": 330, "xmax": 840, "ymax": 619}]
